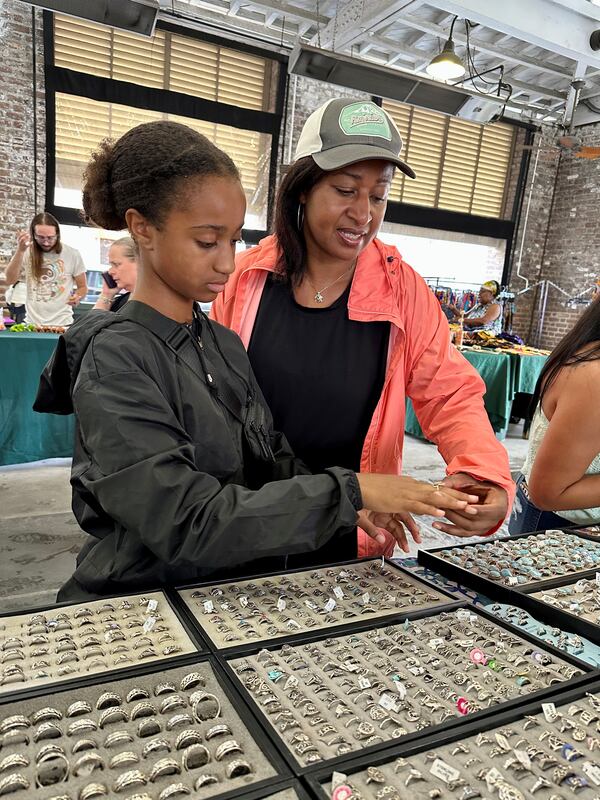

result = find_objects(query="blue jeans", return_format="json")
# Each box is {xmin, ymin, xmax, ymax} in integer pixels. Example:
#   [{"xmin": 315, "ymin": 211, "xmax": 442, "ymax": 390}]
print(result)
[{"xmin": 509, "ymin": 474, "xmax": 574, "ymax": 535}]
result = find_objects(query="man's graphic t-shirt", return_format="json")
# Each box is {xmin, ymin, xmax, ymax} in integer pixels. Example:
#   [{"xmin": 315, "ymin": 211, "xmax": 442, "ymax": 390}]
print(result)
[{"xmin": 24, "ymin": 244, "xmax": 86, "ymax": 327}]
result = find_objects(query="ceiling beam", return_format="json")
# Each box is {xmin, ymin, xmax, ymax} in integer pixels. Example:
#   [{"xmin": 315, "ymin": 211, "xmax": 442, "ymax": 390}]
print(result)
[
  {"xmin": 386, "ymin": 12, "xmax": 573, "ymax": 81},
  {"xmin": 425, "ymin": 0, "xmax": 600, "ymax": 69},
  {"xmin": 312, "ymin": 0, "xmax": 428, "ymax": 50}
]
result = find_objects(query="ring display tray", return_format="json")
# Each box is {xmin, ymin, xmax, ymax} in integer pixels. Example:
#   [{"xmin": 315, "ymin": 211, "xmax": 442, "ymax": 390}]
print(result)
[
  {"xmin": 307, "ymin": 672, "xmax": 600, "ymax": 799},
  {"xmin": 221, "ymin": 602, "xmax": 593, "ymax": 774},
  {"xmin": 175, "ymin": 558, "xmax": 456, "ymax": 652},
  {"xmin": 0, "ymin": 590, "xmax": 201, "ymax": 698},
  {"xmin": 0, "ymin": 656, "xmax": 290, "ymax": 800},
  {"xmin": 418, "ymin": 529, "xmax": 600, "ymax": 595}
]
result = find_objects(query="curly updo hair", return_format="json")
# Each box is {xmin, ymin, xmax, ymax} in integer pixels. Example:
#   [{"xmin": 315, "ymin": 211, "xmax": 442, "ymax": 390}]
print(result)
[{"xmin": 82, "ymin": 121, "xmax": 240, "ymax": 231}]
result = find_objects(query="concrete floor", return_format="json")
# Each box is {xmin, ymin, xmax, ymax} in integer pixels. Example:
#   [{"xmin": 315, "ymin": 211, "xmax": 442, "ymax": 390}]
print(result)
[{"xmin": 0, "ymin": 427, "xmax": 529, "ymax": 612}]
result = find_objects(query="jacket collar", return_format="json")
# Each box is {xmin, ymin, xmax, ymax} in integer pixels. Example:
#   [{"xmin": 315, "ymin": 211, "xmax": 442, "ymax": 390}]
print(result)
[{"xmin": 238, "ymin": 235, "xmax": 406, "ymax": 332}]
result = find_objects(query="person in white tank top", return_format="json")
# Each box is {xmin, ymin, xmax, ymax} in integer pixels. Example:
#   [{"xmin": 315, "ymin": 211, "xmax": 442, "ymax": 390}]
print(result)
[{"xmin": 509, "ymin": 296, "xmax": 600, "ymax": 533}]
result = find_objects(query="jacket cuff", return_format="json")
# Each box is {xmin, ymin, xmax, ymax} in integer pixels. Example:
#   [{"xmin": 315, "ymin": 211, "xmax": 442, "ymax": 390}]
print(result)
[{"xmin": 325, "ymin": 467, "xmax": 363, "ymax": 516}]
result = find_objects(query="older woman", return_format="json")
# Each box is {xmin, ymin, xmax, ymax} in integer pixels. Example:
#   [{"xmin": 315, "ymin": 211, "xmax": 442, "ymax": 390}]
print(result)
[
  {"xmin": 458, "ymin": 280, "xmax": 503, "ymax": 333},
  {"xmin": 93, "ymin": 236, "xmax": 138, "ymax": 312},
  {"xmin": 212, "ymin": 98, "xmax": 514, "ymax": 561}
]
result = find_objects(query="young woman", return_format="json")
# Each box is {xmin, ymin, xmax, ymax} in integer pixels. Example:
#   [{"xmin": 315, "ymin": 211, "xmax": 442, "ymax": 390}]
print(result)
[
  {"xmin": 5, "ymin": 212, "xmax": 87, "ymax": 327},
  {"xmin": 93, "ymin": 236, "xmax": 138, "ymax": 312},
  {"xmin": 509, "ymin": 299, "xmax": 600, "ymax": 533},
  {"xmin": 35, "ymin": 120, "xmax": 479, "ymax": 601},
  {"xmin": 212, "ymin": 98, "xmax": 513, "ymax": 560}
]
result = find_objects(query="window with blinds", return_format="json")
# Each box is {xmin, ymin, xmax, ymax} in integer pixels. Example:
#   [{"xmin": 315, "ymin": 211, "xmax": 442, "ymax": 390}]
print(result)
[
  {"xmin": 53, "ymin": 15, "xmax": 271, "ymax": 112},
  {"xmin": 383, "ymin": 99, "xmax": 515, "ymax": 219},
  {"xmin": 51, "ymin": 15, "xmax": 278, "ymax": 229},
  {"xmin": 54, "ymin": 94, "xmax": 271, "ymax": 228}
]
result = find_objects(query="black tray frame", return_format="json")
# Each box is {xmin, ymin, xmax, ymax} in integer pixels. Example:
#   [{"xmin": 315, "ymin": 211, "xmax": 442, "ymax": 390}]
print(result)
[
  {"xmin": 418, "ymin": 527, "xmax": 600, "ymax": 596},
  {"xmin": 0, "ymin": 649, "xmax": 293, "ymax": 800},
  {"xmin": 167, "ymin": 556, "xmax": 461, "ymax": 655},
  {"xmin": 217, "ymin": 599, "xmax": 596, "ymax": 776},
  {"xmin": 0, "ymin": 587, "xmax": 207, "ymax": 703},
  {"xmin": 305, "ymin": 670, "xmax": 600, "ymax": 797}
]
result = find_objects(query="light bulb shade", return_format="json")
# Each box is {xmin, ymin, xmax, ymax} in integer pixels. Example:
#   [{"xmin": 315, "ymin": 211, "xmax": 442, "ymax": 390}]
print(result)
[{"xmin": 426, "ymin": 39, "xmax": 465, "ymax": 80}]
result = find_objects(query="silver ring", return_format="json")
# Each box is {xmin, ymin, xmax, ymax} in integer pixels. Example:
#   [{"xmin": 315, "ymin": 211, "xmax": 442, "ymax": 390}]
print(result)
[
  {"xmin": 113, "ymin": 769, "xmax": 147, "ymax": 792},
  {"xmin": 191, "ymin": 692, "xmax": 221, "ymax": 722},
  {"xmin": 99, "ymin": 706, "xmax": 129, "ymax": 728},
  {"xmin": 175, "ymin": 729, "xmax": 203, "ymax": 751},
  {"xmin": 96, "ymin": 691, "xmax": 122, "ymax": 709},
  {"xmin": 33, "ymin": 721, "xmax": 63, "ymax": 742},
  {"xmin": 137, "ymin": 718, "xmax": 162, "ymax": 738},
  {"xmin": 67, "ymin": 718, "xmax": 98, "ymax": 736},
  {"xmin": 109, "ymin": 751, "xmax": 140, "ymax": 769},
  {"xmin": 79, "ymin": 782, "xmax": 108, "ymax": 800},
  {"xmin": 180, "ymin": 672, "xmax": 206, "ymax": 691},
  {"xmin": 165, "ymin": 713, "xmax": 194, "ymax": 731},
  {"xmin": 150, "ymin": 757, "xmax": 181, "ymax": 782},
  {"xmin": 181, "ymin": 743, "xmax": 210, "ymax": 770},
  {"xmin": 0, "ymin": 715, "xmax": 30, "ymax": 733},
  {"xmin": 154, "ymin": 682, "xmax": 177, "ymax": 696},
  {"xmin": 226, "ymin": 758, "xmax": 252, "ymax": 778},
  {"xmin": 158, "ymin": 783, "xmax": 192, "ymax": 800},
  {"xmin": 130, "ymin": 702, "xmax": 157, "ymax": 720},
  {"xmin": 205, "ymin": 723, "xmax": 231, "ymax": 740},
  {"xmin": 214, "ymin": 739, "xmax": 243, "ymax": 762},
  {"xmin": 194, "ymin": 774, "xmax": 219, "ymax": 789},
  {"xmin": 160, "ymin": 695, "xmax": 187, "ymax": 715},
  {"xmin": 31, "ymin": 707, "xmax": 63, "ymax": 725},
  {"xmin": 0, "ymin": 753, "xmax": 29, "ymax": 773},
  {"xmin": 126, "ymin": 687, "xmax": 150, "ymax": 702},
  {"xmin": 142, "ymin": 738, "xmax": 171, "ymax": 758},
  {"xmin": 103, "ymin": 730, "xmax": 133, "ymax": 748},
  {"xmin": 36, "ymin": 744, "xmax": 67, "ymax": 763},
  {"xmin": 72, "ymin": 751, "xmax": 105, "ymax": 777},
  {"xmin": 0, "ymin": 773, "xmax": 29, "ymax": 795},
  {"xmin": 67, "ymin": 700, "xmax": 92, "ymax": 717},
  {"xmin": 36, "ymin": 753, "xmax": 69, "ymax": 788}
]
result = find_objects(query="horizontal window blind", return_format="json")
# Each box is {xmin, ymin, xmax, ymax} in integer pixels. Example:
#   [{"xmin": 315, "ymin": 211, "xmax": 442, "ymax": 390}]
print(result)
[
  {"xmin": 383, "ymin": 99, "xmax": 514, "ymax": 219},
  {"xmin": 53, "ymin": 15, "xmax": 267, "ymax": 112},
  {"xmin": 55, "ymin": 94, "xmax": 269, "ymax": 203}
]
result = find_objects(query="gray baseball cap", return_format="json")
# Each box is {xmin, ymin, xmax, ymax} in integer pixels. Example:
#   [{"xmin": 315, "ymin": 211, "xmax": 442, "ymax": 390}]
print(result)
[{"xmin": 294, "ymin": 98, "xmax": 416, "ymax": 179}]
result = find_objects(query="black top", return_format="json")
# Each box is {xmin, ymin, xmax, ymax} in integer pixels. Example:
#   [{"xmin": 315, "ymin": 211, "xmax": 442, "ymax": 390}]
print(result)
[
  {"xmin": 248, "ymin": 274, "xmax": 390, "ymax": 563},
  {"xmin": 110, "ymin": 292, "xmax": 130, "ymax": 312}
]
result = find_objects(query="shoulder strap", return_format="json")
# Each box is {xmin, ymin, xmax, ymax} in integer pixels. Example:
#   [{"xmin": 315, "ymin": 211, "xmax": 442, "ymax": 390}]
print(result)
[{"xmin": 117, "ymin": 301, "xmax": 249, "ymax": 424}]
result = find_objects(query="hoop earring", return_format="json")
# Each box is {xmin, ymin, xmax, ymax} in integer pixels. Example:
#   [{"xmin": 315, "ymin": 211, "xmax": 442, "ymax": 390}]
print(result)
[{"xmin": 297, "ymin": 203, "xmax": 304, "ymax": 231}]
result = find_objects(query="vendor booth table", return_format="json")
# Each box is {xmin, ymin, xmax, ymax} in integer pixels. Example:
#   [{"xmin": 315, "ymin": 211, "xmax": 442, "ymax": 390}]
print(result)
[
  {"xmin": 0, "ymin": 331, "xmax": 74, "ymax": 466},
  {"xmin": 405, "ymin": 347, "xmax": 547, "ymax": 441}
]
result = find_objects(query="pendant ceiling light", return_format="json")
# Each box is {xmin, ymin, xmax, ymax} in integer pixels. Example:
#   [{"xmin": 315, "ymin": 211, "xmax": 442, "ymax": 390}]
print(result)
[{"xmin": 426, "ymin": 16, "xmax": 466, "ymax": 81}]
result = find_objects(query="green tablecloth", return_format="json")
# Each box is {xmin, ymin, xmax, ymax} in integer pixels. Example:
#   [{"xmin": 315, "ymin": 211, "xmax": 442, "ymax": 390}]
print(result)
[
  {"xmin": 0, "ymin": 331, "xmax": 74, "ymax": 466},
  {"xmin": 405, "ymin": 348, "xmax": 547, "ymax": 442}
]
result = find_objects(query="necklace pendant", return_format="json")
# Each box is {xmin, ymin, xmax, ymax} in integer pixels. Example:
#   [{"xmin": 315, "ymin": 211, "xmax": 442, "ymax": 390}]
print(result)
[{"xmin": 314, "ymin": 291, "xmax": 324, "ymax": 303}]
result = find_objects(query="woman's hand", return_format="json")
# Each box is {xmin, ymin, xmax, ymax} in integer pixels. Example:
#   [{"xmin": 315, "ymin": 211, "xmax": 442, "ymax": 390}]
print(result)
[
  {"xmin": 358, "ymin": 509, "xmax": 422, "ymax": 553},
  {"xmin": 357, "ymin": 474, "xmax": 479, "ymax": 520},
  {"xmin": 431, "ymin": 473, "xmax": 508, "ymax": 536}
]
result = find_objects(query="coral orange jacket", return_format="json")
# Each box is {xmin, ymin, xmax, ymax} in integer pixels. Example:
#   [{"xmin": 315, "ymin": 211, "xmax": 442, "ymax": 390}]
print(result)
[{"xmin": 211, "ymin": 235, "xmax": 514, "ymax": 557}]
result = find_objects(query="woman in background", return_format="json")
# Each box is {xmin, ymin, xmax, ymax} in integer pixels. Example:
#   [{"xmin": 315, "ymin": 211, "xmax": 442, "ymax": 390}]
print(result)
[
  {"xmin": 510, "ymin": 298, "xmax": 600, "ymax": 533},
  {"xmin": 93, "ymin": 236, "xmax": 137, "ymax": 312}
]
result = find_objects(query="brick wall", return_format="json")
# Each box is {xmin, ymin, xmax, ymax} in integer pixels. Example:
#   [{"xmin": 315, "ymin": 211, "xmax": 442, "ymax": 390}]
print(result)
[
  {"xmin": 0, "ymin": 0, "xmax": 45, "ymax": 303},
  {"xmin": 509, "ymin": 124, "xmax": 600, "ymax": 349}
]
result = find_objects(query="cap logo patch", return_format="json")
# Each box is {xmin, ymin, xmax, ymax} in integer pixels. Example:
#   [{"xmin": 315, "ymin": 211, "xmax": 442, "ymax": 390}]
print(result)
[{"xmin": 338, "ymin": 102, "xmax": 392, "ymax": 140}]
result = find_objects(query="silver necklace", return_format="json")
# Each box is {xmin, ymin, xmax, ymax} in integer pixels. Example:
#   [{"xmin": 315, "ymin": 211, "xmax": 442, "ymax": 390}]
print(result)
[{"xmin": 305, "ymin": 261, "xmax": 357, "ymax": 304}]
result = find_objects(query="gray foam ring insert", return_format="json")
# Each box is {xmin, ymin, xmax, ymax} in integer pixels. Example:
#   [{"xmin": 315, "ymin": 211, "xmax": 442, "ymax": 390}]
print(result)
[
  {"xmin": 179, "ymin": 560, "xmax": 450, "ymax": 648},
  {"xmin": 0, "ymin": 661, "xmax": 277, "ymax": 798},
  {"xmin": 0, "ymin": 591, "xmax": 197, "ymax": 696},
  {"xmin": 230, "ymin": 608, "xmax": 581, "ymax": 766}
]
